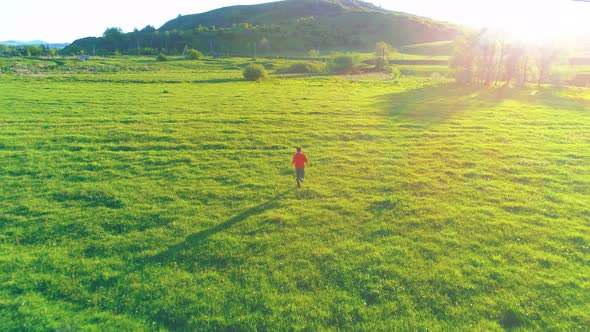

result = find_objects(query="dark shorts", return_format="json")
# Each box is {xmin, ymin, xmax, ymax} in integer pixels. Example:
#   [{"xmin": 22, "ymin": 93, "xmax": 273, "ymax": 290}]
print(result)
[{"xmin": 296, "ymin": 168, "xmax": 305, "ymax": 180}]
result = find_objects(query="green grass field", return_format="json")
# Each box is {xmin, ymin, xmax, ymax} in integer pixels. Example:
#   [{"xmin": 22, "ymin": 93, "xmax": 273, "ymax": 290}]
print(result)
[
  {"xmin": 399, "ymin": 41, "xmax": 453, "ymax": 56},
  {"xmin": 1, "ymin": 57, "xmax": 589, "ymax": 330}
]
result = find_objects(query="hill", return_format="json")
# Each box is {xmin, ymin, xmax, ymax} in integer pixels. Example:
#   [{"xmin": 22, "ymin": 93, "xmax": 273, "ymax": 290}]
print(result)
[
  {"xmin": 0, "ymin": 40, "xmax": 68, "ymax": 48},
  {"xmin": 159, "ymin": 0, "xmax": 387, "ymax": 31},
  {"xmin": 62, "ymin": 0, "xmax": 461, "ymax": 56},
  {"xmin": 0, "ymin": 40, "xmax": 46, "ymax": 46}
]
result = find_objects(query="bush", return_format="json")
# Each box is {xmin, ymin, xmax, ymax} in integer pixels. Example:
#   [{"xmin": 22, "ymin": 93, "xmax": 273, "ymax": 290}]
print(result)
[
  {"xmin": 243, "ymin": 64, "xmax": 269, "ymax": 81},
  {"xmin": 278, "ymin": 62, "xmax": 323, "ymax": 74},
  {"xmin": 329, "ymin": 54, "xmax": 360, "ymax": 74},
  {"xmin": 186, "ymin": 49, "xmax": 203, "ymax": 60},
  {"xmin": 156, "ymin": 54, "xmax": 168, "ymax": 62}
]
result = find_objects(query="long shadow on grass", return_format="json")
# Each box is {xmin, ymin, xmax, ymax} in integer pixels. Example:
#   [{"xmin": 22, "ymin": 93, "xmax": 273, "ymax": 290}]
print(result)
[
  {"xmin": 145, "ymin": 190, "xmax": 289, "ymax": 265},
  {"xmin": 375, "ymin": 83, "xmax": 508, "ymax": 126},
  {"xmin": 525, "ymin": 88, "xmax": 590, "ymax": 112},
  {"xmin": 376, "ymin": 84, "xmax": 589, "ymax": 126}
]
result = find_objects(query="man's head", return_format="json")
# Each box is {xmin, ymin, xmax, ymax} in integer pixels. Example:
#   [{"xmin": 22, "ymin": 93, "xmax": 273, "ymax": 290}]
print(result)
[{"xmin": 296, "ymin": 147, "xmax": 302, "ymax": 152}]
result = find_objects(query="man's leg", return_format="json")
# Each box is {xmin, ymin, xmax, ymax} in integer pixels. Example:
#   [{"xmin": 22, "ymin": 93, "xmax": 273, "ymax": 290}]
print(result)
[{"xmin": 296, "ymin": 168, "xmax": 304, "ymax": 187}]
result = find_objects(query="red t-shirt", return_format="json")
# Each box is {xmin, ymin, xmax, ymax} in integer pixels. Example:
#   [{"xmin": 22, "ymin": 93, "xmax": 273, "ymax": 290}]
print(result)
[{"xmin": 292, "ymin": 152, "xmax": 308, "ymax": 168}]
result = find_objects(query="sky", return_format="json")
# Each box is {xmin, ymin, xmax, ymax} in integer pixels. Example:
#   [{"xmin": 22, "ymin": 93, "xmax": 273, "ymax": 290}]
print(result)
[{"xmin": 1, "ymin": 0, "xmax": 589, "ymax": 44}]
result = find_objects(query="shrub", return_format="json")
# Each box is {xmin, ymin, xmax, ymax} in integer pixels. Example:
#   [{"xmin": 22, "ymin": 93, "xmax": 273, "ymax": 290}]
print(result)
[
  {"xmin": 243, "ymin": 64, "xmax": 269, "ymax": 81},
  {"xmin": 156, "ymin": 54, "xmax": 168, "ymax": 62},
  {"xmin": 329, "ymin": 54, "xmax": 360, "ymax": 74},
  {"xmin": 279, "ymin": 62, "xmax": 323, "ymax": 74},
  {"xmin": 186, "ymin": 49, "xmax": 203, "ymax": 60}
]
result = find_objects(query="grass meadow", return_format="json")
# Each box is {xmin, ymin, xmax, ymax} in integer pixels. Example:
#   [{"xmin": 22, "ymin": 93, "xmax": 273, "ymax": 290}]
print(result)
[{"xmin": 1, "ymin": 57, "xmax": 589, "ymax": 330}]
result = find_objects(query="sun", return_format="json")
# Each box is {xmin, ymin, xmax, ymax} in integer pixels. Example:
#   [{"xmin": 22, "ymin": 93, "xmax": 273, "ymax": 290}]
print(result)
[
  {"xmin": 504, "ymin": 4, "xmax": 587, "ymax": 44},
  {"xmin": 457, "ymin": 0, "xmax": 590, "ymax": 45}
]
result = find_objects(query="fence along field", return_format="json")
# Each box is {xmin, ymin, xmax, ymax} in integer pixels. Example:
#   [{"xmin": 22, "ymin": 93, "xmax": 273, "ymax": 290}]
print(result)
[{"xmin": 0, "ymin": 56, "xmax": 589, "ymax": 330}]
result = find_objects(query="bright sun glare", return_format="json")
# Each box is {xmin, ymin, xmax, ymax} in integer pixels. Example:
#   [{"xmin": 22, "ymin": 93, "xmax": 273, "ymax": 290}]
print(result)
[{"xmin": 451, "ymin": 0, "xmax": 590, "ymax": 45}]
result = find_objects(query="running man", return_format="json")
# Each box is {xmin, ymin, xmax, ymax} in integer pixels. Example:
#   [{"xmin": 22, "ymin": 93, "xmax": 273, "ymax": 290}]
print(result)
[{"xmin": 292, "ymin": 147, "xmax": 308, "ymax": 188}]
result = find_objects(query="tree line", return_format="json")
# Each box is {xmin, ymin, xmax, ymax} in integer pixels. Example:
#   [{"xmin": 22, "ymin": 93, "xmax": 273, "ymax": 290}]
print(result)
[
  {"xmin": 450, "ymin": 30, "xmax": 580, "ymax": 87},
  {"xmin": 0, "ymin": 44, "xmax": 58, "ymax": 57}
]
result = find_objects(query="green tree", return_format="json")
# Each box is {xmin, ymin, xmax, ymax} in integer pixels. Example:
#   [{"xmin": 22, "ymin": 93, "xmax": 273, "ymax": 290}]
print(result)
[
  {"xmin": 473, "ymin": 33, "xmax": 507, "ymax": 86},
  {"xmin": 535, "ymin": 46, "xmax": 558, "ymax": 88},
  {"xmin": 449, "ymin": 32, "xmax": 479, "ymax": 85},
  {"xmin": 259, "ymin": 37, "xmax": 270, "ymax": 52},
  {"xmin": 103, "ymin": 27, "xmax": 124, "ymax": 39},
  {"xmin": 27, "ymin": 45, "xmax": 43, "ymax": 56},
  {"xmin": 103, "ymin": 27, "xmax": 125, "ymax": 52},
  {"xmin": 503, "ymin": 44, "xmax": 527, "ymax": 86},
  {"xmin": 163, "ymin": 31, "xmax": 171, "ymax": 53},
  {"xmin": 451, "ymin": 31, "xmax": 524, "ymax": 87},
  {"xmin": 0, "ymin": 44, "xmax": 10, "ymax": 56}
]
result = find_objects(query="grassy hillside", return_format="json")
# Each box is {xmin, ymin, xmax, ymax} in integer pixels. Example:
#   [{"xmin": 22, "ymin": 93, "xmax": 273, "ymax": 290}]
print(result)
[
  {"xmin": 62, "ymin": 0, "xmax": 461, "ymax": 56},
  {"xmin": 160, "ymin": 0, "xmax": 387, "ymax": 31},
  {"xmin": 1, "ymin": 57, "xmax": 589, "ymax": 330}
]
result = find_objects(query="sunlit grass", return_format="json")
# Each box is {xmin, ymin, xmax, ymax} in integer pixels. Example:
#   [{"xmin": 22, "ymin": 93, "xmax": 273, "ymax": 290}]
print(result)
[{"xmin": 0, "ymin": 57, "xmax": 589, "ymax": 330}]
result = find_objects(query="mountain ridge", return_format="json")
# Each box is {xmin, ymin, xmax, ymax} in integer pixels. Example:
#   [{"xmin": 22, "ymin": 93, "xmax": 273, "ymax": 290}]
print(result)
[
  {"xmin": 159, "ymin": 0, "xmax": 390, "ymax": 31},
  {"xmin": 62, "ymin": 0, "xmax": 462, "ymax": 56},
  {"xmin": 1, "ymin": 40, "xmax": 68, "ymax": 48}
]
